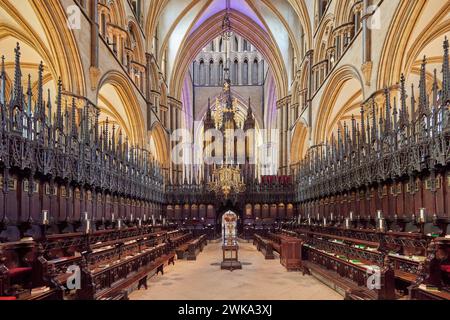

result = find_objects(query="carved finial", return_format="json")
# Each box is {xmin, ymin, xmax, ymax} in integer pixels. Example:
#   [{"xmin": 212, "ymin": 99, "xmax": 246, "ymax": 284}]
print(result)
[
  {"xmin": 400, "ymin": 74, "xmax": 408, "ymax": 126},
  {"xmin": 371, "ymin": 98, "xmax": 377, "ymax": 141},
  {"xmin": 360, "ymin": 105, "xmax": 366, "ymax": 145},
  {"xmin": 37, "ymin": 61, "xmax": 44, "ymax": 116},
  {"xmin": 393, "ymin": 97, "xmax": 398, "ymax": 132},
  {"xmin": 432, "ymin": 68, "xmax": 438, "ymax": 108},
  {"xmin": 384, "ymin": 87, "xmax": 391, "ymax": 134},
  {"xmin": 0, "ymin": 55, "xmax": 5, "ymax": 105},
  {"xmin": 47, "ymin": 89, "xmax": 52, "ymax": 126},
  {"xmin": 111, "ymin": 123, "xmax": 116, "ymax": 154},
  {"xmin": 56, "ymin": 78, "xmax": 63, "ymax": 129},
  {"xmin": 419, "ymin": 56, "xmax": 428, "ymax": 114},
  {"xmin": 442, "ymin": 36, "xmax": 449, "ymax": 103},
  {"xmin": 118, "ymin": 129, "xmax": 123, "ymax": 158},
  {"xmin": 71, "ymin": 98, "xmax": 77, "ymax": 138},
  {"xmin": 94, "ymin": 109, "xmax": 99, "ymax": 143},
  {"xmin": 26, "ymin": 74, "xmax": 32, "ymax": 116},
  {"xmin": 105, "ymin": 117, "xmax": 109, "ymax": 150},
  {"xmin": 13, "ymin": 42, "xmax": 22, "ymax": 101}
]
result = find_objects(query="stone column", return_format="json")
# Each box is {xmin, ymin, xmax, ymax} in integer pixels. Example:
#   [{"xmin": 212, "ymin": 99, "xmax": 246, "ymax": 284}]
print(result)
[
  {"xmin": 277, "ymin": 101, "xmax": 283, "ymax": 174},
  {"xmin": 238, "ymin": 59, "xmax": 243, "ymax": 85},
  {"xmin": 361, "ymin": 0, "xmax": 373, "ymax": 86},
  {"xmin": 248, "ymin": 59, "xmax": 253, "ymax": 86},
  {"xmin": 205, "ymin": 60, "xmax": 210, "ymax": 86},
  {"xmin": 285, "ymin": 100, "xmax": 290, "ymax": 175},
  {"xmin": 89, "ymin": 0, "xmax": 100, "ymax": 91},
  {"xmin": 258, "ymin": 60, "xmax": 264, "ymax": 85}
]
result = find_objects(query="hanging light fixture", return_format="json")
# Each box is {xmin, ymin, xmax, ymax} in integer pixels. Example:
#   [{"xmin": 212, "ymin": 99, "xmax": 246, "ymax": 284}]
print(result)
[{"xmin": 207, "ymin": 0, "xmax": 246, "ymax": 199}]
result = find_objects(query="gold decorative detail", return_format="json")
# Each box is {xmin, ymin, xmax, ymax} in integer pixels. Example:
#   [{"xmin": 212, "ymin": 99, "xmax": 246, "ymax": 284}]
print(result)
[
  {"xmin": 89, "ymin": 66, "xmax": 101, "ymax": 91},
  {"xmin": 207, "ymin": 165, "xmax": 245, "ymax": 199},
  {"xmin": 361, "ymin": 61, "xmax": 373, "ymax": 86}
]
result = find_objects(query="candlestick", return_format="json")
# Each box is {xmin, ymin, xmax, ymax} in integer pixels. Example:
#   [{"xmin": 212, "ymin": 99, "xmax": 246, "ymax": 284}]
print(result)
[
  {"xmin": 378, "ymin": 218, "xmax": 386, "ymax": 232},
  {"xmin": 377, "ymin": 210, "xmax": 382, "ymax": 219},
  {"xmin": 419, "ymin": 208, "xmax": 425, "ymax": 223},
  {"xmin": 345, "ymin": 218, "xmax": 350, "ymax": 229},
  {"xmin": 85, "ymin": 219, "xmax": 90, "ymax": 234},
  {"xmin": 42, "ymin": 210, "xmax": 49, "ymax": 225}
]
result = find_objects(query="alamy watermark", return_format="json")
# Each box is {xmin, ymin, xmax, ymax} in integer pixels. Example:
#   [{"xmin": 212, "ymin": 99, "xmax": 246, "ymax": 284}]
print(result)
[
  {"xmin": 366, "ymin": 266, "xmax": 381, "ymax": 290},
  {"xmin": 66, "ymin": 5, "xmax": 81, "ymax": 30},
  {"xmin": 170, "ymin": 124, "xmax": 280, "ymax": 167},
  {"xmin": 66, "ymin": 265, "xmax": 81, "ymax": 290}
]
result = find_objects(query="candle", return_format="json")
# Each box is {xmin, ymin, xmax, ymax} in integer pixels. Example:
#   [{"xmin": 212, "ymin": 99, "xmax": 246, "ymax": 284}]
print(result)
[
  {"xmin": 349, "ymin": 212, "xmax": 353, "ymax": 221},
  {"xmin": 143, "ymin": 214, "xmax": 147, "ymax": 222},
  {"xmin": 84, "ymin": 212, "xmax": 88, "ymax": 221},
  {"xmin": 377, "ymin": 210, "xmax": 382, "ymax": 219},
  {"xmin": 345, "ymin": 218, "xmax": 350, "ymax": 229},
  {"xmin": 379, "ymin": 218, "xmax": 386, "ymax": 232},
  {"xmin": 84, "ymin": 219, "xmax": 90, "ymax": 234},
  {"xmin": 118, "ymin": 219, "xmax": 122, "ymax": 229},
  {"xmin": 419, "ymin": 208, "xmax": 425, "ymax": 222},
  {"xmin": 330, "ymin": 213, "xmax": 334, "ymax": 221},
  {"xmin": 130, "ymin": 214, "xmax": 133, "ymax": 222},
  {"xmin": 42, "ymin": 210, "xmax": 49, "ymax": 225},
  {"xmin": 138, "ymin": 219, "xmax": 142, "ymax": 227},
  {"xmin": 111, "ymin": 213, "xmax": 115, "ymax": 221},
  {"xmin": 323, "ymin": 217, "xmax": 327, "ymax": 226}
]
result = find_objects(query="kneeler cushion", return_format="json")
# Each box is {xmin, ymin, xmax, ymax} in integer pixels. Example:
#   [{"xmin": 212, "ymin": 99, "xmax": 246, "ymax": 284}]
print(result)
[
  {"xmin": 0, "ymin": 297, "xmax": 17, "ymax": 300},
  {"xmin": 440, "ymin": 265, "xmax": 450, "ymax": 273},
  {"xmin": 8, "ymin": 267, "xmax": 32, "ymax": 278}
]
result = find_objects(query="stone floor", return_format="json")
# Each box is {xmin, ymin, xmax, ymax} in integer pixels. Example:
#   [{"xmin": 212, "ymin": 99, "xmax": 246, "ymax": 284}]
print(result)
[{"xmin": 129, "ymin": 241, "xmax": 342, "ymax": 300}]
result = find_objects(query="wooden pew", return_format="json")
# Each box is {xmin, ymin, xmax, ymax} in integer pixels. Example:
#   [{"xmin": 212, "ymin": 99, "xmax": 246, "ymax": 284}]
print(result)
[
  {"xmin": 77, "ymin": 241, "xmax": 174, "ymax": 300},
  {"xmin": 267, "ymin": 231, "xmax": 302, "ymax": 270},
  {"xmin": 295, "ymin": 224, "xmax": 427, "ymax": 296},
  {"xmin": 253, "ymin": 234, "xmax": 275, "ymax": 259},
  {"xmin": 0, "ymin": 240, "xmax": 62, "ymax": 300},
  {"xmin": 186, "ymin": 234, "xmax": 208, "ymax": 260},
  {"xmin": 409, "ymin": 238, "xmax": 450, "ymax": 300},
  {"xmin": 302, "ymin": 244, "xmax": 396, "ymax": 300}
]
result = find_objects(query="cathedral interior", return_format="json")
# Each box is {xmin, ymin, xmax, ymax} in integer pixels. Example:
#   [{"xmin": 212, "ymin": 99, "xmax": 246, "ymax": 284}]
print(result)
[{"xmin": 0, "ymin": 0, "xmax": 449, "ymax": 302}]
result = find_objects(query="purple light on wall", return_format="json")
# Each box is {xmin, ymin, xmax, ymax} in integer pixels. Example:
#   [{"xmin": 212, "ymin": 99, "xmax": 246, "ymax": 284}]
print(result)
[
  {"xmin": 181, "ymin": 74, "xmax": 193, "ymax": 131},
  {"xmin": 230, "ymin": 0, "xmax": 265, "ymax": 30},
  {"xmin": 190, "ymin": 0, "xmax": 266, "ymax": 35}
]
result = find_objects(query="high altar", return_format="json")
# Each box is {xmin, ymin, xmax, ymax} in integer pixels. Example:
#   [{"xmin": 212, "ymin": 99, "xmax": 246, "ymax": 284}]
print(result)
[{"xmin": 221, "ymin": 211, "xmax": 242, "ymax": 271}]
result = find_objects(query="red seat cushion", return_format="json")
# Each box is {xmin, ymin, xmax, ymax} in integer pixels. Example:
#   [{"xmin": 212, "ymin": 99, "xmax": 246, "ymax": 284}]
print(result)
[
  {"xmin": 8, "ymin": 267, "xmax": 32, "ymax": 278},
  {"xmin": 0, "ymin": 297, "xmax": 17, "ymax": 300},
  {"xmin": 441, "ymin": 265, "xmax": 450, "ymax": 273}
]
